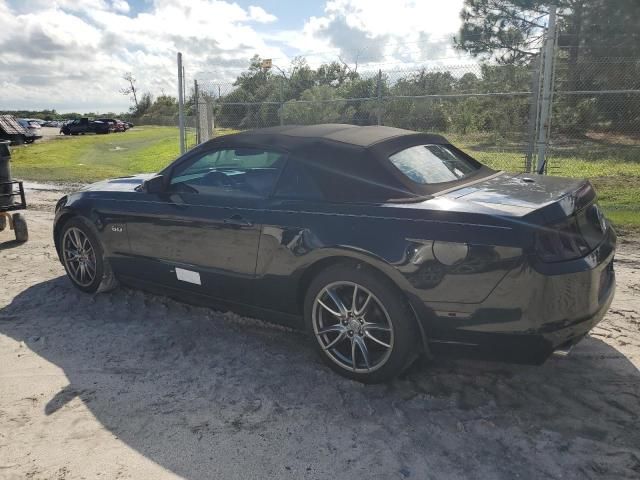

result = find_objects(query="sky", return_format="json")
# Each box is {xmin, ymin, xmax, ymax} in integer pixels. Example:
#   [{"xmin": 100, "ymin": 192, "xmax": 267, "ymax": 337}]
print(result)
[{"xmin": 0, "ymin": 0, "xmax": 469, "ymax": 113}]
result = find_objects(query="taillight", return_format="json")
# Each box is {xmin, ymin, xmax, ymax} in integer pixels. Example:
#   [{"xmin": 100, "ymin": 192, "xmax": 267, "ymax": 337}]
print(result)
[{"xmin": 535, "ymin": 217, "xmax": 590, "ymax": 262}]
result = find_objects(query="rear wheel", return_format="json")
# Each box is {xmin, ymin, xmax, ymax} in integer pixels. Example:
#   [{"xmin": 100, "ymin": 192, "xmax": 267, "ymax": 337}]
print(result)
[
  {"xmin": 59, "ymin": 217, "xmax": 117, "ymax": 293},
  {"xmin": 12, "ymin": 213, "xmax": 28, "ymax": 242},
  {"xmin": 304, "ymin": 263, "xmax": 419, "ymax": 383}
]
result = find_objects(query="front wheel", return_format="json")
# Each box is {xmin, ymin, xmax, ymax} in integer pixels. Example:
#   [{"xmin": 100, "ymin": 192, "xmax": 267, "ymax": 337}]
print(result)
[
  {"xmin": 304, "ymin": 263, "xmax": 419, "ymax": 383},
  {"xmin": 59, "ymin": 218, "xmax": 116, "ymax": 293}
]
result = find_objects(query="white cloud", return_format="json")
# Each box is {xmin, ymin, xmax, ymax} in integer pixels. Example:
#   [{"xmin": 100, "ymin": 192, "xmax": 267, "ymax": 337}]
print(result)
[
  {"xmin": 111, "ymin": 0, "xmax": 130, "ymax": 14},
  {"xmin": 0, "ymin": 0, "xmax": 283, "ymax": 112},
  {"xmin": 248, "ymin": 5, "xmax": 277, "ymax": 23},
  {"xmin": 272, "ymin": 0, "xmax": 467, "ymax": 69},
  {"xmin": 0, "ymin": 0, "xmax": 468, "ymax": 112}
]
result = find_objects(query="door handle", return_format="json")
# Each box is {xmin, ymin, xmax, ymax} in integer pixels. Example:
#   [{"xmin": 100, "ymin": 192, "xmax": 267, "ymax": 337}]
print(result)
[{"xmin": 223, "ymin": 215, "xmax": 253, "ymax": 227}]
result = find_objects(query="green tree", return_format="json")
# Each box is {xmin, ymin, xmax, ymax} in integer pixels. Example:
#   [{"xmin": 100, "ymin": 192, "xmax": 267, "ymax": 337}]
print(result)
[
  {"xmin": 150, "ymin": 94, "xmax": 178, "ymax": 115},
  {"xmin": 456, "ymin": 0, "xmax": 572, "ymax": 65},
  {"xmin": 456, "ymin": 0, "xmax": 640, "ymax": 134},
  {"xmin": 233, "ymin": 55, "xmax": 271, "ymax": 99},
  {"xmin": 283, "ymin": 86, "xmax": 354, "ymax": 125},
  {"xmin": 132, "ymin": 92, "xmax": 153, "ymax": 117},
  {"xmin": 316, "ymin": 61, "xmax": 359, "ymax": 87}
]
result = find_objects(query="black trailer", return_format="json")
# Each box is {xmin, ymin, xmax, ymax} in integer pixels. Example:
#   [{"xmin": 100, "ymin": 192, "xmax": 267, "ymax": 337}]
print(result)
[
  {"xmin": 0, "ymin": 140, "xmax": 28, "ymax": 242},
  {"xmin": 0, "ymin": 114, "xmax": 39, "ymax": 145}
]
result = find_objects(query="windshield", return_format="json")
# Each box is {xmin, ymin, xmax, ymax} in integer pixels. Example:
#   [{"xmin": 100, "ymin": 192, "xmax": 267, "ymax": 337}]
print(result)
[{"xmin": 389, "ymin": 144, "xmax": 478, "ymax": 184}]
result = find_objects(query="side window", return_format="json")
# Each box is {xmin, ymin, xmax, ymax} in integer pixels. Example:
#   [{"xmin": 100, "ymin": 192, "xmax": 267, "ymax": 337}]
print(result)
[
  {"xmin": 170, "ymin": 147, "xmax": 286, "ymax": 198},
  {"xmin": 273, "ymin": 158, "xmax": 324, "ymax": 201}
]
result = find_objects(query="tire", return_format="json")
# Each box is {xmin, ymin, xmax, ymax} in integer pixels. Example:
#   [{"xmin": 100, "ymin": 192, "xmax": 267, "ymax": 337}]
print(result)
[
  {"xmin": 12, "ymin": 213, "xmax": 28, "ymax": 242},
  {"xmin": 58, "ymin": 217, "xmax": 118, "ymax": 293},
  {"xmin": 304, "ymin": 262, "xmax": 420, "ymax": 383},
  {"xmin": 0, "ymin": 215, "xmax": 6, "ymax": 232}
]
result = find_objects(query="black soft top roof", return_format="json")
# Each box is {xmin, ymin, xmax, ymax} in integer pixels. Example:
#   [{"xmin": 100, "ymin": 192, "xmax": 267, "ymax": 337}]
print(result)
[
  {"xmin": 228, "ymin": 124, "xmax": 448, "ymax": 149},
  {"xmin": 200, "ymin": 124, "xmax": 493, "ymax": 202}
]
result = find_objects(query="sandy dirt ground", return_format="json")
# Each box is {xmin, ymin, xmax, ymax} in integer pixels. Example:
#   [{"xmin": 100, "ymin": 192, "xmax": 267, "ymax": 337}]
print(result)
[
  {"xmin": 37, "ymin": 127, "xmax": 63, "ymax": 140},
  {"xmin": 1, "ymin": 185, "xmax": 639, "ymax": 480}
]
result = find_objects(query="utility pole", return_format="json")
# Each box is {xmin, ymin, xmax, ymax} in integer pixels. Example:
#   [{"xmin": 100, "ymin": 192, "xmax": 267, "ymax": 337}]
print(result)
[
  {"xmin": 535, "ymin": 6, "xmax": 557, "ymax": 174},
  {"xmin": 177, "ymin": 52, "xmax": 185, "ymax": 155}
]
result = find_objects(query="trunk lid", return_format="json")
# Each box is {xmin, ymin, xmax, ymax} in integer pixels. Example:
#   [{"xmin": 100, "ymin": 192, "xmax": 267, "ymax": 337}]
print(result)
[
  {"xmin": 442, "ymin": 172, "xmax": 593, "ymax": 222},
  {"xmin": 443, "ymin": 172, "xmax": 608, "ymax": 259}
]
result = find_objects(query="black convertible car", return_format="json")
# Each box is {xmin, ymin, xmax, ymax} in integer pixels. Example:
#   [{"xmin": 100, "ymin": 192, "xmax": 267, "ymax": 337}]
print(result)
[{"xmin": 53, "ymin": 125, "xmax": 616, "ymax": 382}]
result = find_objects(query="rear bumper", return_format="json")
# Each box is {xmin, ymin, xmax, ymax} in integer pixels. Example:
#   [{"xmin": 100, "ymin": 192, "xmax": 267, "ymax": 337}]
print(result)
[{"xmin": 420, "ymin": 227, "xmax": 616, "ymax": 364}]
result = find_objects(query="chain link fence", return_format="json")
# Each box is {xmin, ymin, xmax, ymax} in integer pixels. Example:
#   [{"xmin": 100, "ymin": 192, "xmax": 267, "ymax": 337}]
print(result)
[
  {"xmin": 192, "ymin": 63, "xmax": 539, "ymax": 172},
  {"xmin": 183, "ymin": 51, "xmax": 639, "ymax": 177},
  {"xmin": 547, "ymin": 57, "xmax": 640, "ymax": 175}
]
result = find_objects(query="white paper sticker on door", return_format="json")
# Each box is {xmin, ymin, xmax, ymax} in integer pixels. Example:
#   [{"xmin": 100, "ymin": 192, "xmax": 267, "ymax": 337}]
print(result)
[{"xmin": 175, "ymin": 267, "xmax": 201, "ymax": 285}]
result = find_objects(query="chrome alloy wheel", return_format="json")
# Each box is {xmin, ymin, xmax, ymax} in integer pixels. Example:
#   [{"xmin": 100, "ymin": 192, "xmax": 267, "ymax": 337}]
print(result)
[
  {"xmin": 312, "ymin": 281, "xmax": 394, "ymax": 373},
  {"xmin": 62, "ymin": 227, "xmax": 97, "ymax": 287}
]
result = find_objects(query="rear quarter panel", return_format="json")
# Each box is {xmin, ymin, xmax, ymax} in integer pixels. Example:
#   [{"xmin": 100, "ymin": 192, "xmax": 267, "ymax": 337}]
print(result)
[{"xmin": 254, "ymin": 199, "xmax": 525, "ymax": 315}]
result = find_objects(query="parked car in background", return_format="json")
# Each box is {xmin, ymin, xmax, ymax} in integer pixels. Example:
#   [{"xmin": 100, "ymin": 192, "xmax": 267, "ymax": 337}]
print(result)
[
  {"xmin": 18, "ymin": 119, "xmax": 41, "ymax": 131},
  {"xmin": 60, "ymin": 118, "xmax": 110, "ymax": 135},
  {"xmin": 52, "ymin": 124, "xmax": 616, "ymax": 383},
  {"xmin": 24, "ymin": 119, "xmax": 44, "ymax": 128},
  {"xmin": 97, "ymin": 118, "xmax": 126, "ymax": 132},
  {"xmin": 96, "ymin": 118, "xmax": 116, "ymax": 132}
]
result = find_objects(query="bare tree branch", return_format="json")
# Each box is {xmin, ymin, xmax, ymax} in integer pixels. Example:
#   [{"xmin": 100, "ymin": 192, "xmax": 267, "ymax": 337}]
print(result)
[{"xmin": 120, "ymin": 72, "xmax": 139, "ymax": 110}]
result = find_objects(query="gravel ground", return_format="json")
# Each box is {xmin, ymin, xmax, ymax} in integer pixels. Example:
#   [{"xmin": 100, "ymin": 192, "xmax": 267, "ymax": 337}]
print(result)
[
  {"xmin": 37, "ymin": 127, "xmax": 63, "ymax": 140},
  {"xmin": 1, "ymin": 185, "xmax": 639, "ymax": 480}
]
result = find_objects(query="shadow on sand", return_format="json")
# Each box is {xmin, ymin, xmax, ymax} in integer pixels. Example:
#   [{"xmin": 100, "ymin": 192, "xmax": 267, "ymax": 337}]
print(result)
[{"xmin": 1, "ymin": 277, "xmax": 639, "ymax": 479}]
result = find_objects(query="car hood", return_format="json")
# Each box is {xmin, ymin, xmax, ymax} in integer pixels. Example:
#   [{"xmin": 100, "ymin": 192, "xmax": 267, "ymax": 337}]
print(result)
[{"xmin": 81, "ymin": 174, "xmax": 156, "ymax": 192}]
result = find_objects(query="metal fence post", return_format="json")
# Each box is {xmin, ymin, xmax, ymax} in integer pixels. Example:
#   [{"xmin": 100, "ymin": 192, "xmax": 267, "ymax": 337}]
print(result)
[
  {"xmin": 194, "ymin": 79, "xmax": 200, "ymax": 145},
  {"xmin": 209, "ymin": 97, "xmax": 214, "ymax": 138},
  {"xmin": 376, "ymin": 69, "xmax": 382, "ymax": 125},
  {"xmin": 280, "ymin": 77, "xmax": 285, "ymax": 126},
  {"xmin": 524, "ymin": 53, "xmax": 541, "ymax": 172},
  {"xmin": 177, "ymin": 52, "xmax": 185, "ymax": 155},
  {"xmin": 535, "ymin": 6, "xmax": 557, "ymax": 174}
]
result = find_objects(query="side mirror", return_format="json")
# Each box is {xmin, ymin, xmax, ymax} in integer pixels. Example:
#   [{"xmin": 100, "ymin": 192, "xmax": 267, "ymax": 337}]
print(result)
[{"xmin": 141, "ymin": 175, "xmax": 165, "ymax": 193}]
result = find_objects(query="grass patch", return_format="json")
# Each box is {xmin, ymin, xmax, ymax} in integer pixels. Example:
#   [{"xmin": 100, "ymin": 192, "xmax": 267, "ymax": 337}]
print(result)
[
  {"xmin": 11, "ymin": 126, "xmax": 195, "ymax": 183},
  {"xmin": 590, "ymin": 177, "xmax": 640, "ymax": 230},
  {"xmin": 450, "ymin": 134, "xmax": 640, "ymax": 231},
  {"xmin": 10, "ymin": 127, "xmax": 639, "ymax": 229}
]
